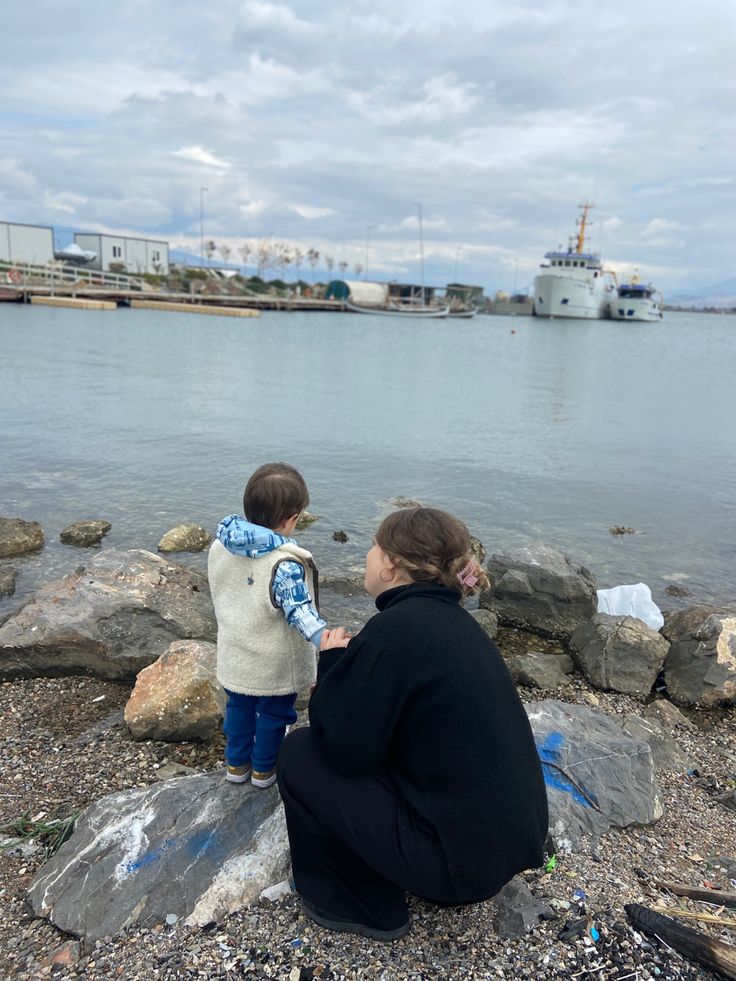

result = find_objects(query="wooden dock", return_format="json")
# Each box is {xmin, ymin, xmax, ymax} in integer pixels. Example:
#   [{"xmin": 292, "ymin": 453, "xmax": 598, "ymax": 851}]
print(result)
[
  {"xmin": 130, "ymin": 299, "xmax": 260, "ymax": 317},
  {"xmin": 31, "ymin": 296, "xmax": 117, "ymax": 310}
]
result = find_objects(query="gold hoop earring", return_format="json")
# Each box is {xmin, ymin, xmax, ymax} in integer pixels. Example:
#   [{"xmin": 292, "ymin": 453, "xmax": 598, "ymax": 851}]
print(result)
[{"xmin": 379, "ymin": 568, "xmax": 395, "ymax": 583}]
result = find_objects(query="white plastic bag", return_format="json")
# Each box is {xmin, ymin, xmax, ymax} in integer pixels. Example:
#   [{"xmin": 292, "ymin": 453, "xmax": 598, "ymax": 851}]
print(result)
[{"xmin": 596, "ymin": 582, "xmax": 664, "ymax": 630}]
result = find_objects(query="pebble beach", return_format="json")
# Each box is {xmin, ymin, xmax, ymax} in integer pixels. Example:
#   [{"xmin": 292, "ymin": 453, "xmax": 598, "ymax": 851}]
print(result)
[{"xmin": 2, "ymin": 635, "xmax": 735, "ymax": 981}]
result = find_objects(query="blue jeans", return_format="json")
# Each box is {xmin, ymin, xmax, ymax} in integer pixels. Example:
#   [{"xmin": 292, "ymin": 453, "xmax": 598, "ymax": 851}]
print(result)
[{"xmin": 223, "ymin": 689, "xmax": 298, "ymax": 772}]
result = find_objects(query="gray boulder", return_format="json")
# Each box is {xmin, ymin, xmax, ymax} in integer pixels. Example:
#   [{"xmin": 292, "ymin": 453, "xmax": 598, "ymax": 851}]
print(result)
[
  {"xmin": 124, "ymin": 639, "xmax": 225, "ymax": 741},
  {"xmin": 509, "ymin": 652, "xmax": 574, "ymax": 689},
  {"xmin": 642, "ymin": 698, "xmax": 696, "ymax": 732},
  {"xmin": 492, "ymin": 877, "xmax": 553, "ymax": 938},
  {"xmin": 0, "ymin": 517, "xmax": 44, "ymax": 558},
  {"xmin": 60, "ymin": 520, "xmax": 111, "ymax": 547},
  {"xmin": 527, "ymin": 699, "xmax": 662, "ymax": 852},
  {"xmin": 662, "ymin": 605, "xmax": 736, "ymax": 706},
  {"xmin": 569, "ymin": 613, "xmax": 670, "ymax": 696},
  {"xmin": 0, "ymin": 569, "xmax": 15, "ymax": 598},
  {"xmin": 157, "ymin": 524, "xmax": 211, "ymax": 553},
  {"xmin": 620, "ymin": 714, "xmax": 693, "ymax": 773},
  {"xmin": 470, "ymin": 607, "xmax": 498, "ymax": 639},
  {"xmin": 480, "ymin": 544, "xmax": 597, "ymax": 640},
  {"xmin": 27, "ymin": 772, "xmax": 290, "ymax": 940},
  {"xmin": 0, "ymin": 549, "xmax": 216, "ymax": 681}
]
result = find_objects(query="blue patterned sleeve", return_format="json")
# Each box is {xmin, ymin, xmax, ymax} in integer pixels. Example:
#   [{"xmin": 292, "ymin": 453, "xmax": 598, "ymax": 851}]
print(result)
[{"xmin": 272, "ymin": 560, "xmax": 326, "ymax": 647}]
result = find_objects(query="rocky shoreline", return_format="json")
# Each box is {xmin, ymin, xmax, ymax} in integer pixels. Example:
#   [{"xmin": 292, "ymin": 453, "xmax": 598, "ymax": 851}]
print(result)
[{"xmin": 1, "ymin": 518, "xmax": 735, "ymax": 980}]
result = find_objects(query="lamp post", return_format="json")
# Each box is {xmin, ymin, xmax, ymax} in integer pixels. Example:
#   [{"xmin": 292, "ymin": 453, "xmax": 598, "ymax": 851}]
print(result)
[
  {"xmin": 416, "ymin": 202, "xmax": 425, "ymax": 304},
  {"xmin": 364, "ymin": 225, "xmax": 374, "ymax": 279},
  {"xmin": 199, "ymin": 186, "xmax": 208, "ymax": 267}
]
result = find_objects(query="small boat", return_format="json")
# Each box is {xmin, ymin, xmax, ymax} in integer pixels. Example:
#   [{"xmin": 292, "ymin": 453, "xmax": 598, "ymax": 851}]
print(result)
[
  {"xmin": 346, "ymin": 300, "xmax": 450, "ymax": 318},
  {"xmin": 534, "ymin": 204, "xmax": 617, "ymax": 319},
  {"xmin": 54, "ymin": 243, "xmax": 97, "ymax": 265},
  {"xmin": 448, "ymin": 307, "xmax": 477, "ymax": 319},
  {"xmin": 609, "ymin": 280, "xmax": 663, "ymax": 321}
]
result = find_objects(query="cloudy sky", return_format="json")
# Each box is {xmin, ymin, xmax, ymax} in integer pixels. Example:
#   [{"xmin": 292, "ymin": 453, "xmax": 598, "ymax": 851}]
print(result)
[{"xmin": 1, "ymin": 0, "xmax": 733, "ymax": 292}]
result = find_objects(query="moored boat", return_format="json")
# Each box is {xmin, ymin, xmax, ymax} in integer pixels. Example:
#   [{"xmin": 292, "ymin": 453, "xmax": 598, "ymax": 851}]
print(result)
[
  {"xmin": 346, "ymin": 300, "xmax": 449, "ymax": 318},
  {"xmin": 609, "ymin": 280, "xmax": 663, "ymax": 321},
  {"xmin": 534, "ymin": 204, "xmax": 616, "ymax": 319}
]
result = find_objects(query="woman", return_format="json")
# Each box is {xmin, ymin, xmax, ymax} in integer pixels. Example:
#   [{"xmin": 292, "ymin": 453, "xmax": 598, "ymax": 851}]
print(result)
[{"xmin": 277, "ymin": 508, "xmax": 548, "ymax": 941}]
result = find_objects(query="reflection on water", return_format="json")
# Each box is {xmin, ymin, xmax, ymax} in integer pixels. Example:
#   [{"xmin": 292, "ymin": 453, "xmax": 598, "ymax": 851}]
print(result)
[{"xmin": 1, "ymin": 304, "xmax": 735, "ymax": 616}]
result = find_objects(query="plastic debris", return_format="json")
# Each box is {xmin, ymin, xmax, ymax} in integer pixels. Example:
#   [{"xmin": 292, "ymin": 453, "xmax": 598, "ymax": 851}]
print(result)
[
  {"xmin": 596, "ymin": 583, "xmax": 664, "ymax": 630},
  {"xmin": 545, "ymin": 854, "xmax": 558, "ymax": 872},
  {"xmin": 165, "ymin": 913, "xmax": 178, "ymax": 925}
]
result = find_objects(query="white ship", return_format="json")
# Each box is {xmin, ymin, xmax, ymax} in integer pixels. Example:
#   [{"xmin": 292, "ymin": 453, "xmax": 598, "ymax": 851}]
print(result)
[
  {"xmin": 533, "ymin": 204, "xmax": 616, "ymax": 319},
  {"xmin": 609, "ymin": 278, "xmax": 663, "ymax": 322}
]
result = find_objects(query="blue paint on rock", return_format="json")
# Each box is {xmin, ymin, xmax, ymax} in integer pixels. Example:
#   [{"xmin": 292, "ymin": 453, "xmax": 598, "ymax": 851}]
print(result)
[{"xmin": 537, "ymin": 731, "xmax": 598, "ymax": 810}]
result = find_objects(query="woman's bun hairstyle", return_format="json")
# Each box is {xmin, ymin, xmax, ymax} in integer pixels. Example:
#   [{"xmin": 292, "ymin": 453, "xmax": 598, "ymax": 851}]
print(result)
[{"xmin": 375, "ymin": 507, "xmax": 489, "ymax": 597}]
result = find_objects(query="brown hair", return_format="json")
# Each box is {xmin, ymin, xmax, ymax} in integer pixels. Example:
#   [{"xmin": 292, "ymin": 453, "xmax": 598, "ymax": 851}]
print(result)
[
  {"xmin": 243, "ymin": 462, "xmax": 309, "ymax": 529},
  {"xmin": 375, "ymin": 507, "xmax": 489, "ymax": 597}
]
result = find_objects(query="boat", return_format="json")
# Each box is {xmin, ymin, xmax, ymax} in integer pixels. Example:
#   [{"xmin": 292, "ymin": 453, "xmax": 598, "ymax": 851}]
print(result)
[
  {"xmin": 448, "ymin": 307, "xmax": 477, "ymax": 319},
  {"xmin": 533, "ymin": 204, "xmax": 617, "ymax": 319},
  {"xmin": 54, "ymin": 243, "xmax": 97, "ymax": 265},
  {"xmin": 346, "ymin": 300, "xmax": 449, "ymax": 318},
  {"xmin": 609, "ymin": 278, "xmax": 663, "ymax": 321}
]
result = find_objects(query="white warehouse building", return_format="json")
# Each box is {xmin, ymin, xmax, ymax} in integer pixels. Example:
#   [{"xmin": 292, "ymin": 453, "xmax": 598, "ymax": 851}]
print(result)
[
  {"xmin": 0, "ymin": 221, "xmax": 55, "ymax": 266},
  {"xmin": 74, "ymin": 233, "xmax": 169, "ymax": 275}
]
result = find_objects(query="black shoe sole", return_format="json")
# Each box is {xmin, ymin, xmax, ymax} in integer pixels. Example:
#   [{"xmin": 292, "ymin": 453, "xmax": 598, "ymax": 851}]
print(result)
[{"xmin": 300, "ymin": 898, "xmax": 409, "ymax": 941}]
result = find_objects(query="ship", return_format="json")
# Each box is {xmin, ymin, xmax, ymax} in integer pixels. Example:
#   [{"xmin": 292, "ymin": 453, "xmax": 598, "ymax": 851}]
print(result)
[
  {"xmin": 609, "ymin": 277, "xmax": 663, "ymax": 322},
  {"xmin": 533, "ymin": 204, "xmax": 617, "ymax": 319}
]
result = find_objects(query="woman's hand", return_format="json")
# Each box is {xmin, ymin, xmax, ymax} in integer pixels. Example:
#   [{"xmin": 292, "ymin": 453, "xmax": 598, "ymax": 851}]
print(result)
[{"xmin": 320, "ymin": 626, "xmax": 351, "ymax": 650}]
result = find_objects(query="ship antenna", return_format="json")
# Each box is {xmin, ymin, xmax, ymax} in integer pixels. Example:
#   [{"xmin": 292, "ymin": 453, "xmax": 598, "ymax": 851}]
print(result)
[{"xmin": 576, "ymin": 202, "xmax": 594, "ymax": 253}]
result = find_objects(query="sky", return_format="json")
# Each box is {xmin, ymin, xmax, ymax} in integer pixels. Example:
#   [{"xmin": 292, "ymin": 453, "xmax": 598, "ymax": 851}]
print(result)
[{"xmin": 1, "ymin": 0, "xmax": 734, "ymax": 294}]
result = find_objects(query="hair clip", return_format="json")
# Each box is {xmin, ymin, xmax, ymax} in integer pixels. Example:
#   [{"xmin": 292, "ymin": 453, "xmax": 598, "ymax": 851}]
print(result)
[{"xmin": 456, "ymin": 561, "xmax": 478, "ymax": 588}]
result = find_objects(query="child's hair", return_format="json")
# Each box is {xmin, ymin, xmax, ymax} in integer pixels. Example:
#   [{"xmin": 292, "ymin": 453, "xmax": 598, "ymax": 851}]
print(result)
[
  {"xmin": 375, "ymin": 507, "xmax": 489, "ymax": 597},
  {"xmin": 243, "ymin": 463, "xmax": 309, "ymax": 529}
]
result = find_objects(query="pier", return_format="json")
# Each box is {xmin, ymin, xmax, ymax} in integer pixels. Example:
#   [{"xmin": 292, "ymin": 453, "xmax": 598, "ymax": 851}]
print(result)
[{"xmin": 0, "ymin": 260, "xmax": 347, "ymax": 314}]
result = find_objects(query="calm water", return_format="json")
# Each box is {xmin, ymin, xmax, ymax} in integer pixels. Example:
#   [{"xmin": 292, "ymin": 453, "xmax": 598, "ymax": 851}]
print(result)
[{"xmin": 1, "ymin": 303, "xmax": 734, "ymax": 619}]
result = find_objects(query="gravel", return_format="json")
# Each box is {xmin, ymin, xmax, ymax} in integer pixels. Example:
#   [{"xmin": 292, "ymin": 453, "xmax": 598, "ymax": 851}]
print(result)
[{"xmin": 2, "ymin": 640, "xmax": 735, "ymax": 980}]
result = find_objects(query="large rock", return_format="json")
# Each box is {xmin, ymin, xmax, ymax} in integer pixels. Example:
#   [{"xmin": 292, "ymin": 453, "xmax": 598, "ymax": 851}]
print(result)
[
  {"xmin": 527, "ymin": 700, "xmax": 662, "ymax": 852},
  {"xmin": 157, "ymin": 524, "xmax": 211, "ymax": 553},
  {"xmin": 662, "ymin": 605, "xmax": 736, "ymax": 706},
  {"xmin": 125, "ymin": 640, "xmax": 225, "ymax": 741},
  {"xmin": 509, "ymin": 652, "xmax": 574, "ymax": 689},
  {"xmin": 27, "ymin": 773, "xmax": 289, "ymax": 941},
  {"xmin": 569, "ymin": 613, "xmax": 670, "ymax": 696},
  {"xmin": 0, "ymin": 517, "xmax": 44, "ymax": 558},
  {"xmin": 0, "ymin": 549, "xmax": 216, "ymax": 682},
  {"xmin": 60, "ymin": 520, "xmax": 111, "ymax": 547},
  {"xmin": 470, "ymin": 607, "xmax": 498, "ymax": 639},
  {"xmin": 480, "ymin": 544, "xmax": 597, "ymax": 640},
  {"xmin": 620, "ymin": 714, "xmax": 693, "ymax": 773}
]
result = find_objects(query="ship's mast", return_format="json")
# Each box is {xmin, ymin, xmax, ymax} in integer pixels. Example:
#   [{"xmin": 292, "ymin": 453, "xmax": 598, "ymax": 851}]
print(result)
[{"xmin": 575, "ymin": 202, "xmax": 594, "ymax": 253}]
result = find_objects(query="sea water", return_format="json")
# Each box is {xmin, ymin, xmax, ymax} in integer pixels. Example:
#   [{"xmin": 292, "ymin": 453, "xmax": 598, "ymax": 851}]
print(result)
[{"xmin": 1, "ymin": 303, "xmax": 734, "ymax": 618}]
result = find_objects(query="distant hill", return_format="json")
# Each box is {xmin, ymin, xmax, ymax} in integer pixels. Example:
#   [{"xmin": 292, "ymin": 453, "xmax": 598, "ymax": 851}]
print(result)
[{"xmin": 667, "ymin": 277, "xmax": 736, "ymax": 309}]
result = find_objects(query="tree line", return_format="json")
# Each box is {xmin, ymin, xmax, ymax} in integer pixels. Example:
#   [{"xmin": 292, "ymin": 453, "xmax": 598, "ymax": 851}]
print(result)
[{"xmin": 202, "ymin": 241, "xmax": 364, "ymax": 282}]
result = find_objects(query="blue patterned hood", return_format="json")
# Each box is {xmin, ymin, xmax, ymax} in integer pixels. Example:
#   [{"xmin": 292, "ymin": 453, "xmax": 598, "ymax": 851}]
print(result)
[{"xmin": 216, "ymin": 514, "xmax": 294, "ymax": 558}]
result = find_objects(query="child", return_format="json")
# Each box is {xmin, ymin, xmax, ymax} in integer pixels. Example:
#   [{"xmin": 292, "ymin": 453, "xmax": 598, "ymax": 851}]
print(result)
[{"xmin": 208, "ymin": 462, "xmax": 325, "ymax": 788}]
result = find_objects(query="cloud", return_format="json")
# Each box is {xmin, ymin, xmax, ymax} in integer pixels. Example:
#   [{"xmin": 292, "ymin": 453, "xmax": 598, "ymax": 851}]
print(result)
[
  {"xmin": 0, "ymin": 0, "xmax": 735, "ymax": 291},
  {"xmin": 172, "ymin": 145, "xmax": 231, "ymax": 169}
]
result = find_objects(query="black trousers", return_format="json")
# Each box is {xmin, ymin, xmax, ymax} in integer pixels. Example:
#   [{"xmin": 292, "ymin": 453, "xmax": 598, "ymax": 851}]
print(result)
[{"xmin": 277, "ymin": 727, "xmax": 458, "ymax": 931}]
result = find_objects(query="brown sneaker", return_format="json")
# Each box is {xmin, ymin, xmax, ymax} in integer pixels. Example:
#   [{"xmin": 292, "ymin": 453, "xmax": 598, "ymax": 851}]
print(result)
[
  {"xmin": 251, "ymin": 767, "xmax": 277, "ymax": 788},
  {"xmin": 226, "ymin": 763, "xmax": 252, "ymax": 784}
]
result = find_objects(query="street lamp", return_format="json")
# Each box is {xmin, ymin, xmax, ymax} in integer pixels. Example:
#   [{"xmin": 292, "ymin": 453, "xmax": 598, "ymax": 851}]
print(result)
[
  {"xmin": 200, "ymin": 186, "xmax": 208, "ymax": 267},
  {"xmin": 364, "ymin": 225, "xmax": 374, "ymax": 279},
  {"xmin": 416, "ymin": 202, "xmax": 425, "ymax": 303}
]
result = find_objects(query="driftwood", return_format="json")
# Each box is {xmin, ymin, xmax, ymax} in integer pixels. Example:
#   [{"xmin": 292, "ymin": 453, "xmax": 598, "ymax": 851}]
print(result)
[
  {"xmin": 625, "ymin": 903, "xmax": 736, "ymax": 980},
  {"xmin": 655, "ymin": 880, "xmax": 736, "ymax": 910},
  {"xmin": 651, "ymin": 905, "xmax": 736, "ymax": 929}
]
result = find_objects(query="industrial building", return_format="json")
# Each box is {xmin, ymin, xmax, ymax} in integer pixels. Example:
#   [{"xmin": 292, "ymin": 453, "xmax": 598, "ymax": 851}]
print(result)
[
  {"xmin": 74, "ymin": 233, "xmax": 169, "ymax": 276},
  {"xmin": 0, "ymin": 221, "xmax": 55, "ymax": 266}
]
